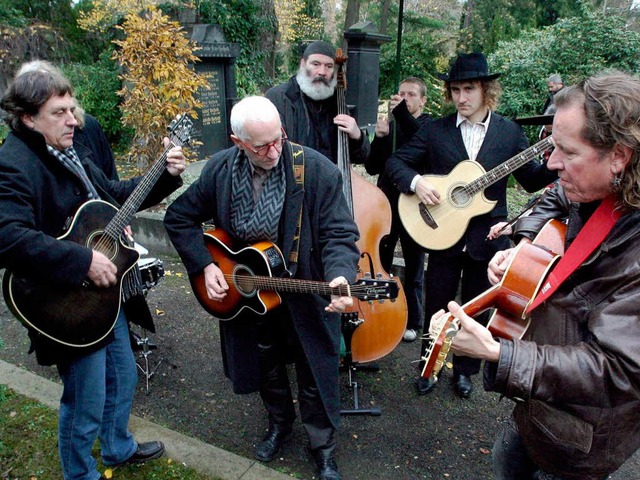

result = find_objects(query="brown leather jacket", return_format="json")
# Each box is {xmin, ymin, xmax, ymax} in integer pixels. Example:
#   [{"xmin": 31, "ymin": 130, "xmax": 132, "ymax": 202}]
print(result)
[{"xmin": 486, "ymin": 187, "xmax": 640, "ymax": 479}]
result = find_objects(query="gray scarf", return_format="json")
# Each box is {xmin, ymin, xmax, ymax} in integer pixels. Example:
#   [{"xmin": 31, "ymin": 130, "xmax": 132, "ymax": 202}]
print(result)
[{"xmin": 230, "ymin": 150, "xmax": 285, "ymax": 244}]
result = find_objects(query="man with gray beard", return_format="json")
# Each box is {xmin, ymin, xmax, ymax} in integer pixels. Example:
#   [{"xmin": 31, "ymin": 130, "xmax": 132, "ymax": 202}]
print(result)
[{"xmin": 265, "ymin": 40, "xmax": 370, "ymax": 164}]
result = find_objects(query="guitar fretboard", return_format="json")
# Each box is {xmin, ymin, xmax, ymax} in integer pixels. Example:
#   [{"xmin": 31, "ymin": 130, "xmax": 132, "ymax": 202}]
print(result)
[{"xmin": 456, "ymin": 136, "xmax": 554, "ymax": 200}]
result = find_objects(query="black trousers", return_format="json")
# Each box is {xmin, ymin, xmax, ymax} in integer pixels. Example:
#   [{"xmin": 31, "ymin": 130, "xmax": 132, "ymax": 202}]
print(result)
[
  {"xmin": 257, "ymin": 309, "xmax": 336, "ymax": 456},
  {"xmin": 379, "ymin": 203, "xmax": 426, "ymax": 331},
  {"xmin": 421, "ymin": 250, "xmax": 492, "ymax": 378}
]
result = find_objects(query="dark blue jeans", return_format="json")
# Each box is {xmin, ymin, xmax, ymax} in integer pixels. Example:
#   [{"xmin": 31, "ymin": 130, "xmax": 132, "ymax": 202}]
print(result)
[{"xmin": 57, "ymin": 311, "xmax": 138, "ymax": 480}]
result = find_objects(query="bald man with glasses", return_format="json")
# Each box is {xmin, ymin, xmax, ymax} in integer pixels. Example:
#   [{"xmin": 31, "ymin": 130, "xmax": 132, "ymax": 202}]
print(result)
[{"xmin": 165, "ymin": 96, "xmax": 360, "ymax": 480}]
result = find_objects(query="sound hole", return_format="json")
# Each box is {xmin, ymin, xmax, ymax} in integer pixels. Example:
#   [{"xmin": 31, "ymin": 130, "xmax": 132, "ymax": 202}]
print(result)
[
  {"xmin": 233, "ymin": 265, "xmax": 257, "ymax": 297},
  {"xmin": 449, "ymin": 184, "xmax": 471, "ymax": 208},
  {"xmin": 86, "ymin": 231, "xmax": 118, "ymax": 260}
]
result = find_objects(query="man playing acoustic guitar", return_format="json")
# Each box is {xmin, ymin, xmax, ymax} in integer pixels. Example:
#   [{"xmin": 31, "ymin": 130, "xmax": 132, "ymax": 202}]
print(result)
[
  {"xmin": 164, "ymin": 96, "xmax": 360, "ymax": 480},
  {"xmin": 438, "ymin": 72, "xmax": 640, "ymax": 480},
  {"xmin": 0, "ymin": 63, "xmax": 187, "ymax": 479},
  {"xmin": 386, "ymin": 52, "xmax": 556, "ymax": 399}
]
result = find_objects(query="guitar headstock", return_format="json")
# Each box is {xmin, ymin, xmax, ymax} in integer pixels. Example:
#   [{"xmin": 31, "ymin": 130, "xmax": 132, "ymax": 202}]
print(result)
[
  {"xmin": 167, "ymin": 114, "xmax": 193, "ymax": 147},
  {"xmin": 420, "ymin": 315, "xmax": 460, "ymax": 382},
  {"xmin": 351, "ymin": 277, "xmax": 399, "ymax": 301}
]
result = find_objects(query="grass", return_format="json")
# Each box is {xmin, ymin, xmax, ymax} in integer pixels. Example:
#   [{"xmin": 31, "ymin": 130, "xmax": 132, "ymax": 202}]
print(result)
[{"xmin": 0, "ymin": 385, "xmax": 219, "ymax": 480}]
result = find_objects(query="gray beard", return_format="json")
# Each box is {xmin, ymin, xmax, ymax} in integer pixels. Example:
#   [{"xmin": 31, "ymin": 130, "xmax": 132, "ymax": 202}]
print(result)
[{"xmin": 296, "ymin": 69, "xmax": 336, "ymax": 101}]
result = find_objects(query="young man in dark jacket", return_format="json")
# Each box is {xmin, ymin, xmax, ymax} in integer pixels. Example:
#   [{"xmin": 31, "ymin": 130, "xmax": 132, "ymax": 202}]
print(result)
[
  {"xmin": 366, "ymin": 77, "xmax": 430, "ymax": 343},
  {"xmin": 387, "ymin": 53, "xmax": 556, "ymax": 399}
]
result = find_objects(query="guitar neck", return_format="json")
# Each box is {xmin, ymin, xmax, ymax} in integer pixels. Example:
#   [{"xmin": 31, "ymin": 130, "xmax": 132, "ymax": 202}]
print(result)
[
  {"xmin": 236, "ymin": 274, "xmax": 384, "ymax": 301},
  {"xmin": 103, "ymin": 117, "xmax": 192, "ymax": 241},
  {"xmin": 465, "ymin": 136, "xmax": 554, "ymax": 196},
  {"xmin": 104, "ymin": 150, "xmax": 171, "ymax": 238}
]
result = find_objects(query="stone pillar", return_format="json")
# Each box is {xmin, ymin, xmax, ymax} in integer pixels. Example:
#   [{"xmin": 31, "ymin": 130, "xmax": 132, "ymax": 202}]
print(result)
[
  {"xmin": 343, "ymin": 22, "xmax": 391, "ymax": 131},
  {"xmin": 190, "ymin": 24, "xmax": 241, "ymax": 159}
]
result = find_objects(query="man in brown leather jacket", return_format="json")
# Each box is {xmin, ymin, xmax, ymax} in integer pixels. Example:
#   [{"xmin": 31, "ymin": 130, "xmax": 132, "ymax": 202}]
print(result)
[{"xmin": 433, "ymin": 72, "xmax": 640, "ymax": 480}]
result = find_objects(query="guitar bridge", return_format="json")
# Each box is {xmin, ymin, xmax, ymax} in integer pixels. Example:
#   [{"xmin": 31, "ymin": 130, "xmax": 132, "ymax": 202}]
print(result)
[{"xmin": 419, "ymin": 203, "xmax": 438, "ymax": 229}]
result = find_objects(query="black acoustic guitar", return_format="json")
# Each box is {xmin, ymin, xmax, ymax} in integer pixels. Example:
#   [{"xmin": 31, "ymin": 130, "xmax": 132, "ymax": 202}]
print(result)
[
  {"xmin": 2, "ymin": 115, "xmax": 193, "ymax": 348},
  {"xmin": 190, "ymin": 229, "xmax": 399, "ymax": 321}
]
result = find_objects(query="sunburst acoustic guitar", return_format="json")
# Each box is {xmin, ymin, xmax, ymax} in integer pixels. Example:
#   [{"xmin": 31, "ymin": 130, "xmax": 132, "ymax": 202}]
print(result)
[
  {"xmin": 419, "ymin": 219, "xmax": 566, "ymax": 384},
  {"xmin": 190, "ymin": 229, "xmax": 399, "ymax": 321}
]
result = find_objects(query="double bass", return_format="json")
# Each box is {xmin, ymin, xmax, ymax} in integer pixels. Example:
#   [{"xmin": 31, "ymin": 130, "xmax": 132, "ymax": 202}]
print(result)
[{"xmin": 335, "ymin": 50, "xmax": 408, "ymax": 363}]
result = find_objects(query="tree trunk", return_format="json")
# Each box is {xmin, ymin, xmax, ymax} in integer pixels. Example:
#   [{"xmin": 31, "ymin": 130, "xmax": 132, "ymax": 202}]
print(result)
[
  {"xmin": 379, "ymin": 0, "xmax": 391, "ymax": 35},
  {"xmin": 260, "ymin": 0, "xmax": 278, "ymax": 84}
]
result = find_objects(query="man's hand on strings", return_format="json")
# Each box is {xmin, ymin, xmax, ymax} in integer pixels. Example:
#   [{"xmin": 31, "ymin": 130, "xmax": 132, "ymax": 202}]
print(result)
[
  {"xmin": 325, "ymin": 276, "xmax": 353, "ymax": 313},
  {"xmin": 203, "ymin": 262, "xmax": 229, "ymax": 301},
  {"xmin": 446, "ymin": 301, "xmax": 501, "ymax": 362},
  {"xmin": 334, "ymin": 114, "xmax": 362, "ymax": 140},
  {"xmin": 88, "ymin": 250, "xmax": 117, "ymax": 288},
  {"xmin": 415, "ymin": 177, "xmax": 441, "ymax": 205}
]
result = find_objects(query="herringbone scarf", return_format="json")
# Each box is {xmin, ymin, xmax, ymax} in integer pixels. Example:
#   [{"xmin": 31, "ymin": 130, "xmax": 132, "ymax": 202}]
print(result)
[
  {"xmin": 230, "ymin": 150, "xmax": 285, "ymax": 244},
  {"xmin": 47, "ymin": 145, "xmax": 100, "ymax": 200}
]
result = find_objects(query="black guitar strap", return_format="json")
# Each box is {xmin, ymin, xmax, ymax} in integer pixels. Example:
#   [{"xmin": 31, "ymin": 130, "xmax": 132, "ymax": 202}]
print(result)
[{"xmin": 288, "ymin": 142, "xmax": 305, "ymax": 266}]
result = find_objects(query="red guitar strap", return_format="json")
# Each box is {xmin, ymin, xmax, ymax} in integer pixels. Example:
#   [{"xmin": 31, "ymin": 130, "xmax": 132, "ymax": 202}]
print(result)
[{"xmin": 526, "ymin": 194, "xmax": 621, "ymax": 313}]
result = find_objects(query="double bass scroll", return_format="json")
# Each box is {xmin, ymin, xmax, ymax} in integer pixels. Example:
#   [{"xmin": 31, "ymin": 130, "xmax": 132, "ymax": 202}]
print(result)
[{"xmin": 334, "ymin": 49, "xmax": 408, "ymax": 363}]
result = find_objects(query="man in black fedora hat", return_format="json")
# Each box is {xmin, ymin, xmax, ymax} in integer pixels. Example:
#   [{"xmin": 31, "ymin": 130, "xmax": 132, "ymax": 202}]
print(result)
[{"xmin": 386, "ymin": 52, "xmax": 556, "ymax": 399}]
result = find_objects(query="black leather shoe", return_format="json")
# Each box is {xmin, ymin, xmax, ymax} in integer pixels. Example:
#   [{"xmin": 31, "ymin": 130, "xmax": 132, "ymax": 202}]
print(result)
[
  {"xmin": 255, "ymin": 425, "xmax": 292, "ymax": 462},
  {"xmin": 122, "ymin": 440, "xmax": 165, "ymax": 464},
  {"xmin": 454, "ymin": 374, "xmax": 473, "ymax": 399},
  {"xmin": 416, "ymin": 376, "xmax": 438, "ymax": 395},
  {"xmin": 317, "ymin": 457, "xmax": 341, "ymax": 480}
]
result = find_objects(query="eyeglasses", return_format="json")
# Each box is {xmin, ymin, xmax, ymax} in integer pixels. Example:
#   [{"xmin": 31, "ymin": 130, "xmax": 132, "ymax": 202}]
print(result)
[{"xmin": 239, "ymin": 127, "xmax": 287, "ymax": 157}]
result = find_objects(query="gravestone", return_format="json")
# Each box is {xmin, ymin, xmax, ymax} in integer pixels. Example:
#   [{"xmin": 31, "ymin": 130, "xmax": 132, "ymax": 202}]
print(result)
[{"xmin": 190, "ymin": 24, "xmax": 241, "ymax": 160}]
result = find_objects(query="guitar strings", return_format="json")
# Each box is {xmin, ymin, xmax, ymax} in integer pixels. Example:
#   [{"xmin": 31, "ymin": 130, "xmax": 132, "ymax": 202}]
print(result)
[{"xmin": 93, "ymin": 122, "xmax": 191, "ymax": 256}]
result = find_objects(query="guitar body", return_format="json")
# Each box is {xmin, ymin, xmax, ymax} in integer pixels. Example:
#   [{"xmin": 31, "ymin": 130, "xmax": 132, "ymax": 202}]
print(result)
[
  {"xmin": 398, "ymin": 160, "xmax": 496, "ymax": 250},
  {"xmin": 190, "ymin": 229, "xmax": 287, "ymax": 320},
  {"xmin": 348, "ymin": 170, "xmax": 408, "ymax": 363},
  {"xmin": 2, "ymin": 200, "xmax": 139, "ymax": 347}
]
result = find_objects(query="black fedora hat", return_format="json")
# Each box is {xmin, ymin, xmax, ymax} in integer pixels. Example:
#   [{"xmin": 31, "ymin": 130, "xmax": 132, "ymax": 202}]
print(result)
[{"xmin": 437, "ymin": 52, "xmax": 500, "ymax": 82}]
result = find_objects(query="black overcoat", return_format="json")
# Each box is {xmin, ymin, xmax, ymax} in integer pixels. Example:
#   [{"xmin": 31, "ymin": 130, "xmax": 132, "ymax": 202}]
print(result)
[
  {"xmin": 164, "ymin": 143, "xmax": 360, "ymax": 428},
  {"xmin": 0, "ymin": 127, "xmax": 183, "ymax": 364},
  {"xmin": 386, "ymin": 112, "xmax": 558, "ymax": 260}
]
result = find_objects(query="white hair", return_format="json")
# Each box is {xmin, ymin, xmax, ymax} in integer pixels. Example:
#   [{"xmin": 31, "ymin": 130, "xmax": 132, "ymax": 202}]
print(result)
[{"xmin": 230, "ymin": 96, "xmax": 280, "ymax": 140}]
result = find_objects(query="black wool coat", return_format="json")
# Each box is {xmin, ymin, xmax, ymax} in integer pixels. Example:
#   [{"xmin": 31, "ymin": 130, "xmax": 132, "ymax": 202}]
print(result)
[
  {"xmin": 164, "ymin": 143, "xmax": 360, "ymax": 428},
  {"xmin": 0, "ymin": 127, "xmax": 183, "ymax": 365}
]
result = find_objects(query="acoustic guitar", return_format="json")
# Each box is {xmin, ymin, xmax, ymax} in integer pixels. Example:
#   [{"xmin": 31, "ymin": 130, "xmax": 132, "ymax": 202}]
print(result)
[
  {"xmin": 190, "ymin": 229, "xmax": 399, "ymax": 321},
  {"xmin": 420, "ymin": 219, "xmax": 566, "ymax": 384},
  {"xmin": 2, "ymin": 115, "xmax": 193, "ymax": 348},
  {"xmin": 398, "ymin": 136, "xmax": 554, "ymax": 250}
]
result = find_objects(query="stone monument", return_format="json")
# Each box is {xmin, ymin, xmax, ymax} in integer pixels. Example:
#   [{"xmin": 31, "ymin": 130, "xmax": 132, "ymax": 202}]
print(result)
[{"xmin": 190, "ymin": 24, "xmax": 241, "ymax": 159}]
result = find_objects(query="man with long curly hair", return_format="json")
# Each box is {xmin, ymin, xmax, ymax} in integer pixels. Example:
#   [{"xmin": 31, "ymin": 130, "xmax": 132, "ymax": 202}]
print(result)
[{"xmin": 387, "ymin": 52, "xmax": 556, "ymax": 399}]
